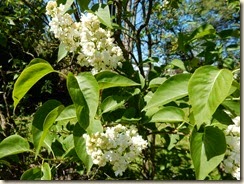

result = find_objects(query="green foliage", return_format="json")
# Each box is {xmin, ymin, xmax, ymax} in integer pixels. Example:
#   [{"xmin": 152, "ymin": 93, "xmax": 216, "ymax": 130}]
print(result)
[
  {"xmin": 12, "ymin": 58, "xmax": 55, "ymax": 110},
  {"xmin": 73, "ymin": 123, "xmax": 93, "ymax": 172},
  {"xmin": 57, "ymin": 43, "xmax": 68, "ymax": 63},
  {"xmin": 188, "ymin": 66, "xmax": 233, "ymax": 128},
  {"xmin": 150, "ymin": 106, "xmax": 185, "ymax": 123},
  {"xmin": 144, "ymin": 74, "xmax": 191, "ymax": 110},
  {"xmin": 190, "ymin": 126, "xmax": 226, "ymax": 180},
  {"xmin": 20, "ymin": 167, "xmax": 43, "ymax": 180},
  {"xmin": 32, "ymin": 100, "xmax": 64, "ymax": 158},
  {"xmin": 0, "ymin": 135, "xmax": 30, "ymax": 159},
  {"xmin": 95, "ymin": 4, "xmax": 113, "ymax": 29}
]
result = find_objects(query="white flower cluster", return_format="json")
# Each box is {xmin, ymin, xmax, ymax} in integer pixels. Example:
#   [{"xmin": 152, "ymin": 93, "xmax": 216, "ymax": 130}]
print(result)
[
  {"xmin": 83, "ymin": 124, "xmax": 148, "ymax": 176},
  {"xmin": 46, "ymin": 1, "xmax": 124, "ymax": 74},
  {"xmin": 222, "ymin": 116, "xmax": 240, "ymax": 180}
]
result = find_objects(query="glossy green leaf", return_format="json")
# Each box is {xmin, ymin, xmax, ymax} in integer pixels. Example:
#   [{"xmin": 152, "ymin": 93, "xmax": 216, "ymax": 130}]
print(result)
[
  {"xmin": 212, "ymin": 108, "xmax": 233, "ymax": 126},
  {"xmin": 0, "ymin": 135, "xmax": 30, "ymax": 159},
  {"xmin": 62, "ymin": 134, "xmax": 74, "ymax": 152},
  {"xmin": 75, "ymin": 72, "xmax": 99, "ymax": 121},
  {"xmin": 21, "ymin": 167, "xmax": 42, "ymax": 180},
  {"xmin": 57, "ymin": 42, "xmax": 68, "ymax": 63},
  {"xmin": 12, "ymin": 58, "xmax": 55, "ymax": 110},
  {"xmin": 95, "ymin": 4, "xmax": 112, "ymax": 29},
  {"xmin": 171, "ymin": 59, "xmax": 186, "ymax": 71},
  {"xmin": 95, "ymin": 71, "xmax": 140, "ymax": 89},
  {"xmin": 73, "ymin": 123, "xmax": 93, "ymax": 172},
  {"xmin": 101, "ymin": 95, "xmax": 125, "ymax": 114},
  {"xmin": 204, "ymin": 126, "xmax": 226, "ymax": 160},
  {"xmin": 149, "ymin": 77, "xmax": 167, "ymax": 88},
  {"xmin": 41, "ymin": 163, "xmax": 52, "ymax": 180},
  {"xmin": 32, "ymin": 100, "xmax": 64, "ymax": 158},
  {"xmin": 190, "ymin": 126, "xmax": 226, "ymax": 180},
  {"xmin": 144, "ymin": 73, "xmax": 191, "ymax": 110},
  {"xmin": 86, "ymin": 119, "xmax": 103, "ymax": 135},
  {"xmin": 150, "ymin": 106, "xmax": 185, "ymax": 123},
  {"xmin": 222, "ymin": 100, "xmax": 240, "ymax": 116},
  {"xmin": 67, "ymin": 73, "xmax": 90, "ymax": 130},
  {"xmin": 188, "ymin": 66, "xmax": 233, "ymax": 128},
  {"xmin": 56, "ymin": 104, "xmax": 77, "ymax": 122}
]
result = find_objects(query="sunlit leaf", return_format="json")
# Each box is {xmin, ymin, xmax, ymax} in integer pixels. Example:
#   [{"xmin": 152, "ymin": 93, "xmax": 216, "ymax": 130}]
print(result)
[
  {"xmin": 95, "ymin": 4, "xmax": 112, "ymax": 28},
  {"xmin": 57, "ymin": 42, "xmax": 68, "ymax": 63},
  {"xmin": 41, "ymin": 162, "xmax": 52, "ymax": 180},
  {"xmin": 171, "ymin": 59, "xmax": 186, "ymax": 71},
  {"xmin": 188, "ymin": 66, "xmax": 233, "ymax": 128},
  {"xmin": 21, "ymin": 167, "xmax": 42, "ymax": 180},
  {"xmin": 95, "ymin": 71, "xmax": 140, "ymax": 89},
  {"xmin": 101, "ymin": 95, "xmax": 125, "ymax": 114},
  {"xmin": 12, "ymin": 58, "xmax": 55, "ymax": 110},
  {"xmin": 0, "ymin": 135, "xmax": 30, "ymax": 159},
  {"xmin": 144, "ymin": 73, "xmax": 191, "ymax": 110},
  {"xmin": 32, "ymin": 100, "xmax": 64, "ymax": 158},
  {"xmin": 150, "ymin": 106, "xmax": 185, "ymax": 123},
  {"xmin": 190, "ymin": 126, "xmax": 226, "ymax": 180},
  {"xmin": 56, "ymin": 104, "xmax": 77, "ymax": 122},
  {"xmin": 75, "ymin": 72, "xmax": 99, "ymax": 121}
]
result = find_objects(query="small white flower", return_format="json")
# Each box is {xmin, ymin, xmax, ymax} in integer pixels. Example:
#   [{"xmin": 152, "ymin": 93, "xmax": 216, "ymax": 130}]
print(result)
[
  {"xmin": 82, "ymin": 124, "xmax": 147, "ymax": 176},
  {"xmin": 222, "ymin": 116, "xmax": 240, "ymax": 180},
  {"xmin": 46, "ymin": 2, "xmax": 124, "ymax": 73}
]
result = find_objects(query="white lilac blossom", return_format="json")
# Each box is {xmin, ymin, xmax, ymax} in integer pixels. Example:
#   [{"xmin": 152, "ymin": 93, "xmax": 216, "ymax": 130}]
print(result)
[
  {"xmin": 83, "ymin": 124, "xmax": 148, "ymax": 176},
  {"xmin": 46, "ymin": 1, "xmax": 124, "ymax": 74},
  {"xmin": 221, "ymin": 116, "xmax": 240, "ymax": 180}
]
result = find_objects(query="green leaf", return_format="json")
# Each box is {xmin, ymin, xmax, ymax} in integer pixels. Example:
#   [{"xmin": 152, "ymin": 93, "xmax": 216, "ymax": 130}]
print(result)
[
  {"xmin": 62, "ymin": 0, "xmax": 74, "ymax": 12},
  {"xmin": 32, "ymin": 100, "xmax": 64, "ymax": 158},
  {"xmin": 188, "ymin": 24, "xmax": 216, "ymax": 42},
  {"xmin": 0, "ymin": 135, "xmax": 30, "ymax": 159},
  {"xmin": 144, "ymin": 73, "xmax": 191, "ymax": 110},
  {"xmin": 77, "ymin": 0, "xmax": 90, "ymax": 11},
  {"xmin": 86, "ymin": 119, "xmax": 103, "ymax": 135},
  {"xmin": 56, "ymin": 104, "xmax": 77, "ymax": 122},
  {"xmin": 57, "ymin": 42, "xmax": 68, "ymax": 62},
  {"xmin": 62, "ymin": 134, "xmax": 74, "ymax": 152},
  {"xmin": 41, "ymin": 163, "xmax": 52, "ymax": 180},
  {"xmin": 12, "ymin": 58, "xmax": 54, "ymax": 110},
  {"xmin": 150, "ymin": 106, "xmax": 185, "ymax": 123},
  {"xmin": 212, "ymin": 108, "xmax": 233, "ymax": 126},
  {"xmin": 101, "ymin": 95, "xmax": 125, "ymax": 114},
  {"xmin": 21, "ymin": 167, "xmax": 42, "ymax": 180},
  {"xmin": 95, "ymin": 4, "xmax": 112, "ymax": 29},
  {"xmin": 73, "ymin": 123, "xmax": 93, "ymax": 172},
  {"xmin": 168, "ymin": 134, "xmax": 180, "ymax": 150},
  {"xmin": 75, "ymin": 72, "xmax": 99, "ymax": 121},
  {"xmin": 149, "ymin": 77, "xmax": 167, "ymax": 88},
  {"xmin": 188, "ymin": 66, "xmax": 233, "ymax": 128},
  {"xmin": 67, "ymin": 73, "xmax": 89, "ymax": 129},
  {"xmin": 171, "ymin": 59, "xmax": 186, "ymax": 71},
  {"xmin": 222, "ymin": 100, "xmax": 240, "ymax": 116},
  {"xmin": 190, "ymin": 126, "xmax": 226, "ymax": 180},
  {"xmin": 204, "ymin": 126, "xmax": 226, "ymax": 160},
  {"xmin": 95, "ymin": 71, "xmax": 140, "ymax": 89}
]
